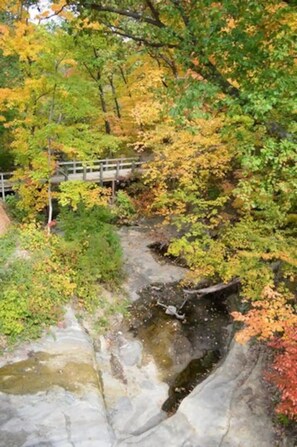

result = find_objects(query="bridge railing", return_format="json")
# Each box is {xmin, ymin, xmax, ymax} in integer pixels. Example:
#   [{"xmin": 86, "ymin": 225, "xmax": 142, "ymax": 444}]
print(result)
[
  {"xmin": 0, "ymin": 157, "xmax": 144, "ymax": 201},
  {"xmin": 0, "ymin": 172, "xmax": 13, "ymax": 201},
  {"xmin": 56, "ymin": 157, "xmax": 142, "ymax": 178}
]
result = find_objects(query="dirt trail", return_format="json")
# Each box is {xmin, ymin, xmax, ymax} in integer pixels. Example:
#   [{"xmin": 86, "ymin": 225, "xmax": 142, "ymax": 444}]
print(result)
[{"xmin": 0, "ymin": 202, "xmax": 10, "ymax": 235}]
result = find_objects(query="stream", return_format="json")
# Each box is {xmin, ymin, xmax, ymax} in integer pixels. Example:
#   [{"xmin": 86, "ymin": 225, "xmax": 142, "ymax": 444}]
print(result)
[
  {"xmin": 0, "ymin": 224, "xmax": 277, "ymax": 447},
  {"xmin": 127, "ymin": 282, "xmax": 231, "ymax": 413}
]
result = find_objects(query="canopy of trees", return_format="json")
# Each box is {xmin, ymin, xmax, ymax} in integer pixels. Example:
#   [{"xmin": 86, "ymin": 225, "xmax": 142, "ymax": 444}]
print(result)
[{"xmin": 0, "ymin": 0, "xmax": 296, "ymax": 420}]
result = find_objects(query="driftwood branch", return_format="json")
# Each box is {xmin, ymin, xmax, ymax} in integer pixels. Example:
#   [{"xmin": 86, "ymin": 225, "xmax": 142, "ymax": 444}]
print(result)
[
  {"xmin": 157, "ymin": 300, "xmax": 185, "ymax": 320},
  {"xmin": 183, "ymin": 278, "xmax": 240, "ymax": 296}
]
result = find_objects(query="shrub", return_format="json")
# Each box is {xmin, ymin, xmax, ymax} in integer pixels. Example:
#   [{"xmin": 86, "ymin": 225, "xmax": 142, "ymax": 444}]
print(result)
[
  {"xmin": 0, "ymin": 205, "xmax": 123, "ymax": 345},
  {"xmin": 59, "ymin": 203, "xmax": 114, "ymax": 238},
  {"xmin": 0, "ymin": 227, "xmax": 75, "ymax": 341},
  {"xmin": 59, "ymin": 204, "xmax": 123, "ymax": 294},
  {"xmin": 113, "ymin": 190, "xmax": 136, "ymax": 224}
]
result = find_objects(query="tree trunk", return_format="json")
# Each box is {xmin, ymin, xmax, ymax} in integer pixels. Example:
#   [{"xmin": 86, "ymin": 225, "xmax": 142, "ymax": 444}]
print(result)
[
  {"xmin": 119, "ymin": 66, "xmax": 132, "ymax": 98},
  {"xmin": 108, "ymin": 74, "xmax": 121, "ymax": 119},
  {"xmin": 98, "ymin": 82, "xmax": 111, "ymax": 134}
]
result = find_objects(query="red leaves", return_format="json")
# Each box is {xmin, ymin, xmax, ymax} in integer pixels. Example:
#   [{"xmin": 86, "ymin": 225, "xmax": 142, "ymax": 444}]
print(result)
[
  {"xmin": 232, "ymin": 286, "xmax": 297, "ymax": 420},
  {"xmin": 266, "ymin": 326, "xmax": 297, "ymax": 420}
]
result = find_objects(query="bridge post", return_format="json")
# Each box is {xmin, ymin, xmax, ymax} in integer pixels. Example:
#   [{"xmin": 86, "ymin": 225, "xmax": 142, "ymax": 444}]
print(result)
[
  {"xmin": 1, "ymin": 174, "xmax": 5, "ymax": 202},
  {"xmin": 116, "ymin": 160, "xmax": 120, "ymax": 180},
  {"xmin": 111, "ymin": 180, "xmax": 116, "ymax": 202},
  {"xmin": 73, "ymin": 161, "xmax": 76, "ymax": 174},
  {"xmin": 83, "ymin": 166, "xmax": 87, "ymax": 181},
  {"xmin": 100, "ymin": 163, "xmax": 103, "ymax": 186}
]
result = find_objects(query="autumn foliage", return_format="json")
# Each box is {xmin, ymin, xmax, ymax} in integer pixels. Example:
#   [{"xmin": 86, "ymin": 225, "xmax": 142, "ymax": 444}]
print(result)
[
  {"xmin": 0, "ymin": 0, "xmax": 296, "ymax": 422},
  {"xmin": 266, "ymin": 327, "xmax": 297, "ymax": 420},
  {"xmin": 232, "ymin": 286, "xmax": 297, "ymax": 419}
]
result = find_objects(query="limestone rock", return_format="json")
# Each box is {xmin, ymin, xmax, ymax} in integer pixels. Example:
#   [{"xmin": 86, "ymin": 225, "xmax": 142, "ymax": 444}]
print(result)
[
  {"xmin": 0, "ymin": 308, "xmax": 113, "ymax": 447},
  {"xmin": 116, "ymin": 342, "xmax": 275, "ymax": 447},
  {"xmin": 118, "ymin": 227, "xmax": 186, "ymax": 301}
]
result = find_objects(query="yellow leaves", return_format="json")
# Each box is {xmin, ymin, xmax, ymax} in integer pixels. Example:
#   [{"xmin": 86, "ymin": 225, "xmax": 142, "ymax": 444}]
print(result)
[
  {"xmin": 51, "ymin": 2, "xmax": 67, "ymax": 13},
  {"xmin": 62, "ymin": 58, "xmax": 77, "ymax": 67},
  {"xmin": 79, "ymin": 18, "xmax": 103, "ymax": 31},
  {"xmin": 13, "ymin": 179, "xmax": 49, "ymax": 218},
  {"xmin": 145, "ymin": 116, "xmax": 231, "ymax": 188},
  {"xmin": 261, "ymin": 251, "xmax": 297, "ymax": 268},
  {"xmin": 1, "ymin": 22, "xmax": 43, "ymax": 61},
  {"xmin": 0, "ymin": 0, "xmax": 22, "ymax": 16},
  {"xmin": 0, "ymin": 88, "xmax": 12, "ymax": 107},
  {"xmin": 58, "ymin": 181, "xmax": 111, "ymax": 210},
  {"xmin": 116, "ymin": 55, "xmax": 167, "ymax": 131},
  {"xmin": 131, "ymin": 101, "xmax": 163, "ymax": 127}
]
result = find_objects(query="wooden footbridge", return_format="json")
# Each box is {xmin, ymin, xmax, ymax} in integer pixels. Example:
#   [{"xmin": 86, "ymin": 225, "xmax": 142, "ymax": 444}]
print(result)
[{"xmin": 0, "ymin": 157, "xmax": 144, "ymax": 201}]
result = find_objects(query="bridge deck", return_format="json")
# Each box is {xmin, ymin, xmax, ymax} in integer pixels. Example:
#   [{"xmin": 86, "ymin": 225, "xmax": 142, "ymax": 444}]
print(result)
[{"xmin": 0, "ymin": 158, "xmax": 143, "ymax": 201}]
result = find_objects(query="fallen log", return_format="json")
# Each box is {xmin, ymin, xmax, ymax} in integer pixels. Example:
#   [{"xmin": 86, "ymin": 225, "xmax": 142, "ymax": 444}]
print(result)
[{"xmin": 183, "ymin": 278, "xmax": 240, "ymax": 296}]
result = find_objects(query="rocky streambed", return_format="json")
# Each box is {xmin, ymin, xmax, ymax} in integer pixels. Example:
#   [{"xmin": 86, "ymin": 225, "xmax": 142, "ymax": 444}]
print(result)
[
  {"xmin": 127, "ymin": 282, "xmax": 231, "ymax": 414},
  {"xmin": 0, "ymin": 225, "xmax": 276, "ymax": 447}
]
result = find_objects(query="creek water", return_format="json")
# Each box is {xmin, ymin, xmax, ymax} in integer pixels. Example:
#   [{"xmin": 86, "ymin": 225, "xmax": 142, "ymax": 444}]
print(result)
[{"xmin": 126, "ymin": 282, "xmax": 232, "ymax": 413}]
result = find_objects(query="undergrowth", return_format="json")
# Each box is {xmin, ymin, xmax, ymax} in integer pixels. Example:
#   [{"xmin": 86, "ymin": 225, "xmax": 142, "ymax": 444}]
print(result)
[{"xmin": 0, "ymin": 204, "xmax": 124, "ymax": 347}]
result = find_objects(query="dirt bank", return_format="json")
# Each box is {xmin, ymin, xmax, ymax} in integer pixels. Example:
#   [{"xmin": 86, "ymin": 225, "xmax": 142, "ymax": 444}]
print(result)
[{"xmin": 0, "ymin": 202, "xmax": 10, "ymax": 236}]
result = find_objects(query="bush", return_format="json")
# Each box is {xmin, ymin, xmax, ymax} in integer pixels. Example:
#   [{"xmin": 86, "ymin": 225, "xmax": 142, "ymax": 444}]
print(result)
[
  {"xmin": 0, "ymin": 228, "xmax": 18, "ymax": 268},
  {"xmin": 0, "ymin": 205, "xmax": 123, "ymax": 345},
  {"xmin": 0, "ymin": 226, "xmax": 75, "ymax": 342},
  {"xmin": 59, "ymin": 203, "xmax": 123, "ymax": 290},
  {"xmin": 113, "ymin": 190, "xmax": 136, "ymax": 224},
  {"xmin": 5, "ymin": 195, "xmax": 44, "ymax": 223},
  {"xmin": 59, "ymin": 203, "xmax": 114, "ymax": 239},
  {"xmin": 5, "ymin": 196, "xmax": 30, "ymax": 222}
]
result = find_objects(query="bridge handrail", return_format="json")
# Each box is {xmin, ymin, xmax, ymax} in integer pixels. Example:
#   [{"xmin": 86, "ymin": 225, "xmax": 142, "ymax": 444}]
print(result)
[
  {"xmin": 0, "ymin": 157, "xmax": 144, "ymax": 201},
  {"xmin": 60, "ymin": 161, "xmax": 141, "ymax": 168},
  {"xmin": 57, "ymin": 157, "xmax": 141, "ymax": 167},
  {"xmin": 0, "ymin": 158, "xmax": 143, "ymax": 176},
  {"xmin": 0, "ymin": 172, "xmax": 13, "ymax": 179}
]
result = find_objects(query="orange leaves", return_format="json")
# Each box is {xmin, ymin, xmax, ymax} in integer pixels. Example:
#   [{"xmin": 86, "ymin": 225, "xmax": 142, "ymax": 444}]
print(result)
[
  {"xmin": 232, "ymin": 286, "xmax": 297, "ymax": 344},
  {"xmin": 51, "ymin": 1, "xmax": 67, "ymax": 13},
  {"xmin": 0, "ymin": 23, "xmax": 9, "ymax": 36},
  {"xmin": 186, "ymin": 69, "xmax": 204, "ymax": 81}
]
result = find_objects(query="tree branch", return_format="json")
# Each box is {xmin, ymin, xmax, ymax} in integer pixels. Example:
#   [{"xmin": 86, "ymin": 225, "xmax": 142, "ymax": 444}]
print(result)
[
  {"xmin": 145, "ymin": 0, "xmax": 162, "ymax": 23},
  {"xmin": 103, "ymin": 22, "xmax": 178, "ymax": 48},
  {"xmin": 84, "ymin": 2, "xmax": 166, "ymax": 28},
  {"xmin": 149, "ymin": 50, "xmax": 179, "ymax": 78},
  {"xmin": 82, "ymin": 62, "xmax": 98, "ymax": 83},
  {"xmin": 38, "ymin": 5, "xmax": 66, "ymax": 21},
  {"xmin": 190, "ymin": 59, "xmax": 240, "ymax": 98},
  {"xmin": 169, "ymin": 0, "xmax": 190, "ymax": 26}
]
